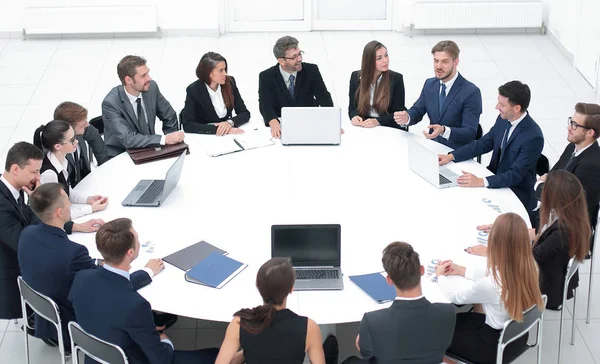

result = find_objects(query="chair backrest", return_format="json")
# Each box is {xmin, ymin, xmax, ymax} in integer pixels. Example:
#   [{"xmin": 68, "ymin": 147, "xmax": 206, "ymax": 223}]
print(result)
[
  {"xmin": 536, "ymin": 154, "xmax": 550, "ymax": 176},
  {"xmin": 475, "ymin": 124, "xmax": 483, "ymax": 140},
  {"xmin": 17, "ymin": 276, "xmax": 60, "ymax": 326},
  {"xmin": 565, "ymin": 257, "xmax": 580, "ymax": 285},
  {"xmin": 89, "ymin": 116, "xmax": 104, "ymax": 135},
  {"xmin": 68, "ymin": 322, "xmax": 128, "ymax": 364},
  {"xmin": 500, "ymin": 299, "xmax": 544, "ymax": 346}
]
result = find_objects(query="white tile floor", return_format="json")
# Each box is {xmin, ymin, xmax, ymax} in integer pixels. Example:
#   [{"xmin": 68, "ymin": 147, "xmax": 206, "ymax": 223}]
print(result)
[{"xmin": 0, "ymin": 31, "xmax": 598, "ymax": 363}]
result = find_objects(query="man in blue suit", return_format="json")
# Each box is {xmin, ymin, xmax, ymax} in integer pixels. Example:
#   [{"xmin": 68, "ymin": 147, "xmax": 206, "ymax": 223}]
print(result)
[
  {"xmin": 18, "ymin": 183, "xmax": 163, "ymax": 350},
  {"xmin": 439, "ymin": 81, "xmax": 544, "ymax": 220},
  {"xmin": 394, "ymin": 40, "xmax": 482, "ymax": 149},
  {"xmin": 69, "ymin": 218, "xmax": 218, "ymax": 364}
]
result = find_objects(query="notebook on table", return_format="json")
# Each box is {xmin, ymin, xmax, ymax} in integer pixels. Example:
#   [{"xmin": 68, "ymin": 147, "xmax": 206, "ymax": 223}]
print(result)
[
  {"xmin": 163, "ymin": 241, "xmax": 227, "ymax": 271},
  {"xmin": 201, "ymin": 131, "xmax": 274, "ymax": 157},
  {"xmin": 184, "ymin": 252, "xmax": 247, "ymax": 289},
  {"xmin": 349, "ymin": 272, "xmax": 396, "ymax": 303}
]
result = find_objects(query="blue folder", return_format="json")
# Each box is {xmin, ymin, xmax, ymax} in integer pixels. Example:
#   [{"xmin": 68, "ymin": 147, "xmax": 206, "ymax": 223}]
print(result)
[
  {"xmin": 349, "ymin": 272, "xmax": 396, "ymax": 303},
  {"xmin": 185, "ymin": 252, "xmax": 247, "ymax": 289}
]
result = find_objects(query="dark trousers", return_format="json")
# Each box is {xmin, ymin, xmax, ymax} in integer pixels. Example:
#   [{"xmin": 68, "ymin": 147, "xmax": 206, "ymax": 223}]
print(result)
[
  {"xmin": 342, "ymin": 356, "xmax": 367, "ymax": 364},
  {"xmin": 173, "ymin": 348, "xmax": 219, "ymax": 364},
  {"xmin": 447, "ymin": 312, "xmax": 528, "ymax": 364}
]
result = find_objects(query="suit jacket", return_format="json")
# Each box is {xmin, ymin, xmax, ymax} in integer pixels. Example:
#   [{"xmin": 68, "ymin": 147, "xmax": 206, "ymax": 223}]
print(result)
[
  {"xmin": 0, "ymin": 177, "xmax": 74, "ymax": 319},
  {"xmin": 17, "ymin": 223, "xmax": 151, "ymax": 346},
  {"xmin": 452, "ymin": 114, "xmax": 544, "ymax": 213},
  {"xmin": 181, "ymin": 77, "xmax": 250, "ymax": 134},
  {"xmin": 536, "ymin": 142, "xmax": 600, "ymax": 225},
  {"xmin": 358, "ymin": 298, "xmax": 456, "ymax": 364},
  {"xmin": 259, "ymin": 63, "xmax": 333, "ymax": 125},
  {"xmin": 69, "ymin": 267, "xmax": 172, "ymax": 364},
  {"xmin": 348, "ymin": 70, "xmax": 407, "ymax": 130},
  {"xmin": 67, "ymin": 125, "xmax": 109, "ymax": 187},
  {"xmin": 533, "ymin": 222, "xmax": 578, "ymax": 309},
  {"xmin": 407, "ymin": 73, "xmax": 482, "ymax": 149},
  {"xmin": 102, "ymin": 81, "xmax": 178, "ymax": 157}
]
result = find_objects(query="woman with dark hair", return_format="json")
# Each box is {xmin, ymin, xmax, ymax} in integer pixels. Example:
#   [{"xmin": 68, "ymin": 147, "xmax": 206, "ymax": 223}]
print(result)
[
  {"xmin": 348, "ymin": 41, "xmax": 406, "ymax": 129},
  {"xmin": 437, "ymin": 213, "xmax": 544, "ymax": 363},
  {"xmin": 216, "ymin": 258, "xmax": 325, "ymax": 364},
  {"xmin": 33, "ymin": 120, "xmax": 108, "ymax": 219},
  {"xmin": 182, "ymin": 52, "xmax": 250, "ymax": 136}
]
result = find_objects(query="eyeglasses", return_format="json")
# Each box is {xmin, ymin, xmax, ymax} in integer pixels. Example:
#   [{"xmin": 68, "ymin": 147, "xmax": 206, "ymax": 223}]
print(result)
[
  {"xmin": 568, "ymin": 117, "xmax": 590, "ymax": 131},
  {"xmin": 280, "ymin": 50, "xmax": 304, "ymax": 61},
  {"xmin": 61, "ymin": 136, "xmax": 77, "ymax": 146}
]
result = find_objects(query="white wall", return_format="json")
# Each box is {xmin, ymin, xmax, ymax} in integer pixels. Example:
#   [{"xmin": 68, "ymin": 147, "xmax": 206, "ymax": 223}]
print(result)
[
  {"xmin": 543, "ymin": 0, "xmax": 581, "ymax": 58},
  {"xmin": 0, "ymin": 0, "xmax": 219, "ymax": 34}
]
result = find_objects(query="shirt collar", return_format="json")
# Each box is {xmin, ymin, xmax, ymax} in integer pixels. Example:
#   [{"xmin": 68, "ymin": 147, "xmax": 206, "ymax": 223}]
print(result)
[
  {"xmin": 574, "ymin": 141, "xmax": 595, "ymax": 157},
  {"xmin": 509, "ymin": 111, "xmax": 528, "ymax": 125},
  {"xmin": 395, "ymin": 295, "xmax": 425, "ymax": 301},
  {"xmin": 441, "ymin": 71, "xmax": 459, "ymax": 91},
  {"xmin": 0, "ymin": 175, "xmax": 20, "ymax": 202},
  {"xmin": 205, "ymin": 83, "xmax": 222, "ymax": 97},
  {"xmin": 48, "ymin": 151, "xmax": 68, "ymax": 174},
  {"xmin": 123, "ymin": 86, "xmax": 142, "ymax": 104},
  {"xmin": 103, "ymin": 264, "xmax": 130, "ymax": 281},
  {"xmin": 279, "ymin": 65, "xmax": 297, "ymax": 82}
]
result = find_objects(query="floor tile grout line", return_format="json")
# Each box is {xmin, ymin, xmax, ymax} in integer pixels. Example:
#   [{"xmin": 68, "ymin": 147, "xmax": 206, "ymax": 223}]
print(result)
[{"xmin": 574, "ymin": 318, "xmax": 598, "ymax": 364}]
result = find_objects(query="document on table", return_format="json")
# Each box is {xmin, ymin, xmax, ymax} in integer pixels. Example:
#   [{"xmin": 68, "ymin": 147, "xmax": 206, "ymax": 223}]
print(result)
[{"xmin": 200, "ymin": 131, "xmax": 274, "ymax": 157}]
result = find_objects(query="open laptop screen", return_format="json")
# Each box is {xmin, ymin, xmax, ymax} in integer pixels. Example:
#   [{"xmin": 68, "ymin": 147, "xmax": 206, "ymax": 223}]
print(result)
[{"xmin": 271, "ymin": 224, "xmax": 341, "ymax": 267}]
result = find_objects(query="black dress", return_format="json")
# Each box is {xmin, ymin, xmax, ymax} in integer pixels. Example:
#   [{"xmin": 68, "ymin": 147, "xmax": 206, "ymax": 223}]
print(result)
[{"xmin": 240, "ymin": 309, "xmax": 307, "ymax": 364}]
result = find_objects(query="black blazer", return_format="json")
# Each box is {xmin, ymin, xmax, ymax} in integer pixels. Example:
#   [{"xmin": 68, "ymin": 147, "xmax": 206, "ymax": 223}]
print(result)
[
  {"xmin": 348, "ymin": 70, "xmax": 406, "ymax": 130},
  {"xmin": 533, "ymin": 222, "xmax": 578, "ymax": 309},
  {"xmin": 67, "ymin": 124, "xmax": 109, "ymax": 187},
  {"xmin": 69, "ymin": 267, "xmax": 168, "ymax": 364},
  {"xmin": 536, "ymin": 142, "xmax": 600, "ymax": 225},
  {"xmin": 18, "ymin": 223, "xmax": 150, "ymax": 347},
  {"xmin": 0, "ymin": 177, "xmax": 74, "ymax": 319},
  {"xmin": 181, "ymin": 77, "xmax": 250, "ymax": 134},
  {"xmin": 259, "ymin": 62, "xmax": 334, "ymax": 125},
  {"xmin": 358, "ymin": 298, "xmax": 456, "ymax": 364}
]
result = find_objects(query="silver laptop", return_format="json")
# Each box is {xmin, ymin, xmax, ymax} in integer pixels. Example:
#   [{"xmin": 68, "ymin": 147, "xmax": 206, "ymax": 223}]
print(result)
[
  {"xmin": 408, "ymin": 139, "xmax": 459, "ymax": 189},
  {"xmin": 271, "ymin": 224, "xmax": 343, "ymax": 291},
  {"xmin": 281, "ymin": 107, "xmax": 341, "ymax": 145},
  {"xmin": 122, "ymin": 151, "xmax": 186, "ymax": 207}
]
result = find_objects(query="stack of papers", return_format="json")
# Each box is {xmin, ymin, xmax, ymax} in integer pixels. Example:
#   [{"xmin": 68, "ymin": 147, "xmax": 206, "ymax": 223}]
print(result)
[{"xmin": 200, "ymin": 131, "xmax": 274, "ymax": 157}]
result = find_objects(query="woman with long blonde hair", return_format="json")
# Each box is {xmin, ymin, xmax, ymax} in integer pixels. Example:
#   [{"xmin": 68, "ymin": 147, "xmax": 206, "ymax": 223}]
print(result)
[{"xmin": 436, "ymin": 213, "xmax": 544, "ymax": 363}]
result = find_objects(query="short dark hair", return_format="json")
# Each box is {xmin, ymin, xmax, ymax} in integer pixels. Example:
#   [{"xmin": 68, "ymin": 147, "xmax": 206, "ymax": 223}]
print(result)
[
  {"xmin": 431, "ymin": 40, "xmax": 460, "ymax": 60},
  {"xmin": 54, "ymin": 102, "xmax": 88, "ymax": 126},
  {"xmin": 96, "ymin": 218, "xmax": 136, "ymax": 264},
  {"xmin": 273, "ymin": 36, "xmax": 299, "ymax": 59},
  {"xmin": 498, "ymin": 81, "xmax": 531, "ymax": 112},
  {"xmin": 29, "ymin": 183, "xmax": 66, "ymax": 222},
  {"xmin": 117, "ymin": 55, "xmax": 147, "ymax": 85},
  {"xmin": 4, "ymin": 142, "xmax": 44, "ymax": 172},
  {"xmin": 382, "ymin": 241, "xmax": 421, "ymax": 290},
  {"xmin": 575, "ymin": 102, "xmax": 600, "ymax": 139}
]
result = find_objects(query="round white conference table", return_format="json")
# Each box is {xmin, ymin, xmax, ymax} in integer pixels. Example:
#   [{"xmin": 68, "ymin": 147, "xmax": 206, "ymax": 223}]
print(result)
[{"xmin": 69, "ymin": 123, "xmax": 529, "ymax": 325}]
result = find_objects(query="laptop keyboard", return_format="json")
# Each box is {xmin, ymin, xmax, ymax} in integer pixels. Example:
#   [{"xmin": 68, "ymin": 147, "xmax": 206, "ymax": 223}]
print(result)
[
  {"xmin": 439, "ymin": 174, "xmax": 452, "ymax": 185},
  {"xmin": 295, "ymin": 269, "xmax": 339, "ymax": 280},
  {"xmin": 136, "ymin": 180, "xmax": 165, "ymax": 204}
]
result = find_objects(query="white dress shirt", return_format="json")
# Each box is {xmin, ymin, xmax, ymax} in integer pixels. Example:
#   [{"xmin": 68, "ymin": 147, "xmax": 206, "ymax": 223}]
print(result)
[
  {"xmin": 394, "ymin": 295, "xmax": 425, "ymax": 301},
  {"xmin": 279, "ymin": 66, "xmax": 298, "ymax": 89},
  {"xmin": 205, "ymin": 83, "xmax": 228, "ymax": 119},
  {"xmin": 124, "ymin": 87, "xmax": 167, "ymax": 145},
  {"xmin": 437, "ymin": 265, "xmax": 509, "ymax": 330},
  {"xmin": 39, "ymin": 152, "xmax": 92, "ymax": 219},
  {"xmin": 0, "ymin": 175, "xmax": 20, "ymax": 202},
  {"xmin": 483, "ymin": 111, "xmax": 528, "ymax": 187},
  {"xmin": 368, "ymin": 74, "xmax": 383, "ymax": 118}
]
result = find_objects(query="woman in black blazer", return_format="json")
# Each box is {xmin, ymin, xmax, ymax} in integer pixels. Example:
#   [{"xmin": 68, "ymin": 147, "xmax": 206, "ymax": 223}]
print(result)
[
  {"xmin": 349, "ymin": 41, "xmax": 406, "ymax": 130},
  {"xmin": 533, "ymin": 170, "xmax": 591, "ymax": 309},
  {"xmin": 182, "ymin": 52, "xmax": 250, "ymax": 136}
]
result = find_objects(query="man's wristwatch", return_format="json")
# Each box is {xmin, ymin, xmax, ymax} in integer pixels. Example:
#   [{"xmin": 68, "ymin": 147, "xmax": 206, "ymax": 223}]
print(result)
[{"xmin": 227, "ymin": 120, "xmax": 234, "ymax": 127}]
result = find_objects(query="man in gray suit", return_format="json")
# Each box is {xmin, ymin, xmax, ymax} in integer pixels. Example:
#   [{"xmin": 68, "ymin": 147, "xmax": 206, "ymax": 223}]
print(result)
[
  {"xmin": 343, "ymin": 242, "xmax": 456, "ymax": 364},
  {"xmin": 102, "ymin": 55, "xmax": 185, "ymax": 157}
]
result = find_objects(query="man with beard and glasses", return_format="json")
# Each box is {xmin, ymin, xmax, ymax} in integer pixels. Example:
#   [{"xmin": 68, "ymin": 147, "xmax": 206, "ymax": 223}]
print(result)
[
  {"xmin": 102, "ymin": 55, "xmax": 185, "ymax": 157},
  {"xmin": 394, "ymin": 40, "xmax": 482, "ymax": 149},
  {"xmin": 259, "ymin": 36, "xmax": 334, "ymax": 139}
]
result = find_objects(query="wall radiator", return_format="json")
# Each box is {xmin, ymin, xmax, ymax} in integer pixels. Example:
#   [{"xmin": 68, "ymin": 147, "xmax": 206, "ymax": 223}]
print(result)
[
  {"xmin": 23, "ymin": 5, "xmax": 158, "ymax": 37},
  {"xmin": 411, "ymin": 1, "xmax": 544, "ymax": 33}
]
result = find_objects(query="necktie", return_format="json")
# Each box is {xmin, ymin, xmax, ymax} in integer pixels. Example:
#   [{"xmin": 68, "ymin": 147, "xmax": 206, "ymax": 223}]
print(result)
[
  {"xmin": 136, "ymin": 98, "xmax": 150, "ymax": 134},
  {"xmin": 288, "ymin": 74, "xmax": 295, "ymax": 99},
  {"xmin": 17, "ymin": 192, "xmax": 24, "ymax": 215},
  {"xmin": 565, "ymin": 152, "xmax": 576, "ymax": 168},
  {"xmin": 439, "ymin": 83, "xmax": 447, "ymax": 114},
  {"xmin": 501, "ymin": 120, "xmax": 511, "ymax": 150}
]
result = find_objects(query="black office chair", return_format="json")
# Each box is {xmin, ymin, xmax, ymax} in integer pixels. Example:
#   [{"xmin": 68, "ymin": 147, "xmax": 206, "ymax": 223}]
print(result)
[
  {"xmin": 178, "ymin": 110, "xmax": 184, "ymax": 131},
  {"xmin": 536, "ymin": 154, "xmax": 550, "ymax": 176},
  {"xmin": 89, "ymin": 116, "xmax": 104, "ymax": 135},
  {"xmin": 475, "ymin": 124, "xmax": 483, "ymax": 163},
  {"xmin": 69, "ymin": 321, "xmax": 128, "ymax": 364}
]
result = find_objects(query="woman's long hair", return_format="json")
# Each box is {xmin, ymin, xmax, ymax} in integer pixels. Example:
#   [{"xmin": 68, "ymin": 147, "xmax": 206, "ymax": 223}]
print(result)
[
  {"xmin": 537, "ymin": 170, "xmax": 590, "ymax": 260},
  {"xmin": 355, "ymin": 41, "xmax": 391, "ymax": 117},
  {"xmin": 234, "ymin": 257, "xmax": 295, "ymax": 334},
  {"xmin": 196, "ymin": 52, "xmax": 234, "ymax": 110},
  {"xmin": 33, "ymin": 120, "xmax": 71, "ymax": 153},
  {"xmin": 487, "ymin": 213, "xmax": 544, "ymax": 321}
]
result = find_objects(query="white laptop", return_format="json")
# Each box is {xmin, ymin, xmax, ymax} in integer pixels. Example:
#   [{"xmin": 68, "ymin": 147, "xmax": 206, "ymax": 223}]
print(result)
[
  {"xmin": 281, "ymin": 107, "xmax": 341, "ymax": 145},
  {"xmin": 408, "ymin": 139, "xmax": 459, "ymax": 189}
]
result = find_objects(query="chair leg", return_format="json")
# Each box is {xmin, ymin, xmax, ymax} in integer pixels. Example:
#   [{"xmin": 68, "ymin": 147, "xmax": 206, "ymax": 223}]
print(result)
[
  {"xmin": 571, "ymin": 290, "xmax": 577, "ymax": 345},
  {"xmin": 537, "ymin": 318, "xmax": 543, "ymax": 364},
  {"xmin": 587, "ymin": 253, "xmax": 595, "ymax": 324},
  {"xmin": 558, "ymin": 303, "xmax": 565, "ymax": 364}
]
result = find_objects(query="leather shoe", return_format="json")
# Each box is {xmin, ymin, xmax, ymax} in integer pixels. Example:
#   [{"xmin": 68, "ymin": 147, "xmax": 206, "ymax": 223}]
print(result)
[{"xmin": 323, "ymin": 335, "xmax": 339, "ymax": 364}]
